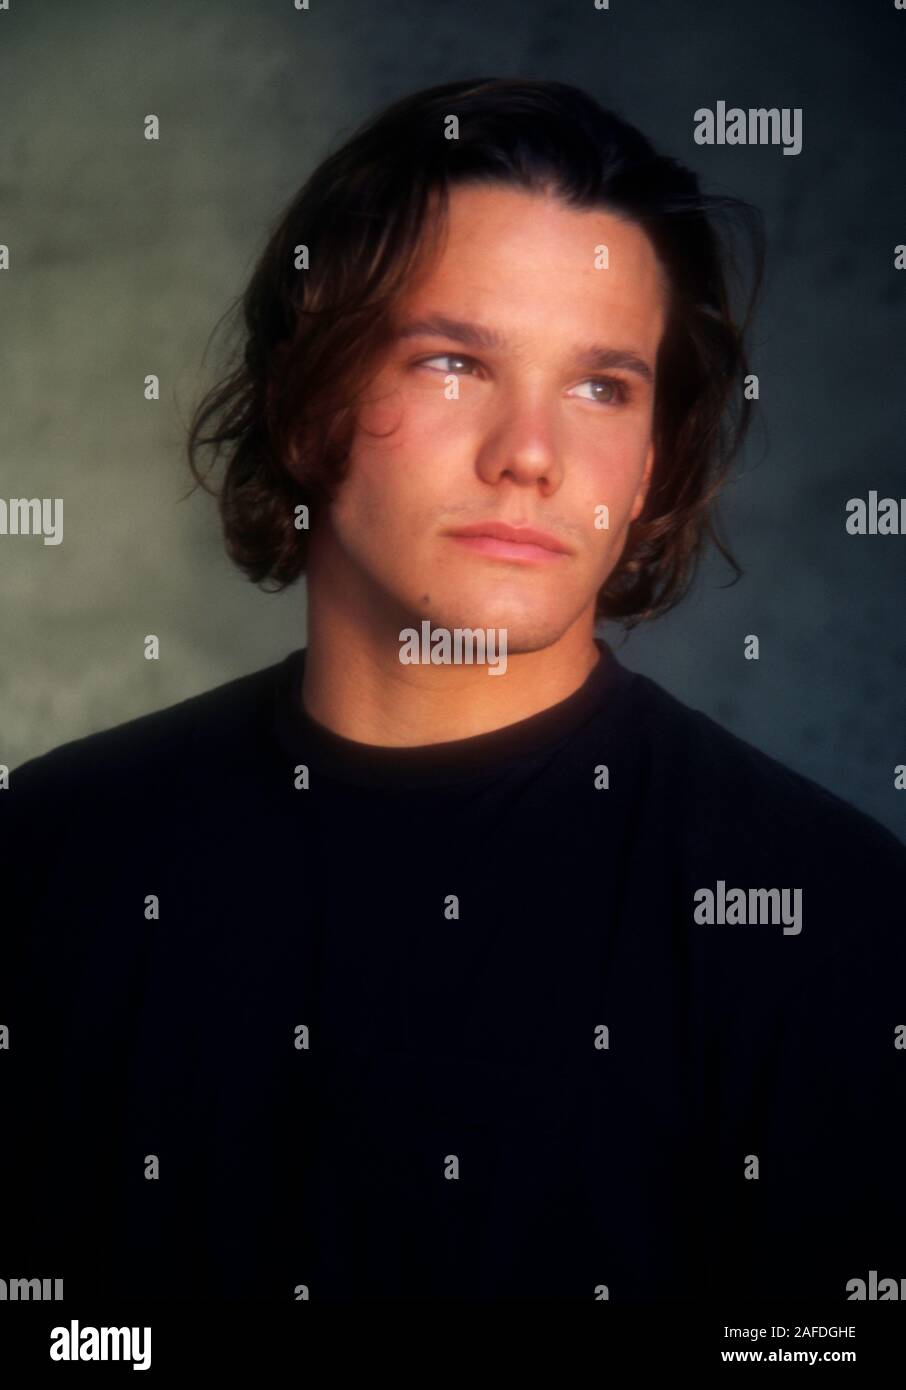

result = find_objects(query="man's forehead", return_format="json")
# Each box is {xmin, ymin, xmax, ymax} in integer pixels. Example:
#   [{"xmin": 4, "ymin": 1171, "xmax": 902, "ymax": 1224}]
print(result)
[
  {"xmin": 438, "ymin": 184, "xmax": 655, "ymax": 256},
  {"xmin": 406, "ymin": 186, "xmax": 669, "ymax": 335}
]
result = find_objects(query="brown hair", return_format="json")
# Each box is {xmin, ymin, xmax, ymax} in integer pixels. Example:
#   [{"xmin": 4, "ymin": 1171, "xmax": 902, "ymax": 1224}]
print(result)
[{"xmin": 186, "ymin": 77, "xmax": 765, "ymax": 628}]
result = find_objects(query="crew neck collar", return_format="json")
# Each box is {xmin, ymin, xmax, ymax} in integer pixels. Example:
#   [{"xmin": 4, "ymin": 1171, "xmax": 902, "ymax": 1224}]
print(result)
[{"xmin": 272, "ymin": 637, "xmax": 633, "ymax": 790}]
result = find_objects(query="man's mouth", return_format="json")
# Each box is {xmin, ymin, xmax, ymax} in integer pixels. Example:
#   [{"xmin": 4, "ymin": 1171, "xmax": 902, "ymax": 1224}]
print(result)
[{"xmin": 443, "ymin": 520, "xmax": 572, "ymax": 563}]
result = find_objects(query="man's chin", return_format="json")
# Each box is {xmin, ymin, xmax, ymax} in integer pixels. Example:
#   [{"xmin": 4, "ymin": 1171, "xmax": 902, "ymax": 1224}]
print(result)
[{"xmin": 398, "ymin": 603, "xmax": 578, "ymax": 657}]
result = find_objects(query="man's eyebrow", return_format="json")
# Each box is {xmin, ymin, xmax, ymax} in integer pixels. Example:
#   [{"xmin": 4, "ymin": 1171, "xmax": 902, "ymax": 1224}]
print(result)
[{"xmin": 393, "ymin": 313, "xmax": 655, "ymax": 384}]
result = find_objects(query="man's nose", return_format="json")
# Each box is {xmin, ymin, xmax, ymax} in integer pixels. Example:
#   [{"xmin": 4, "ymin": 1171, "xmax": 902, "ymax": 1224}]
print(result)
[{"xmin": 473, "ymin": 393, "xmax": 564, "ymax": 494}]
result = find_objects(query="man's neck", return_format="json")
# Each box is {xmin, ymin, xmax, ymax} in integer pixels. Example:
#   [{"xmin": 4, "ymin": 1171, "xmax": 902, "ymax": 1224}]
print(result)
[{"xmin": 300, "ymin": 594, "xmax": 603, "ymax": 749}]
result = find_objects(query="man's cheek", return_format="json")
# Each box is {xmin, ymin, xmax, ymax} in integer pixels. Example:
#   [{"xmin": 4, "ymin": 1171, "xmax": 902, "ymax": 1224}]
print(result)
[
  {"xmin": 356, "ymin": 382, "xmax": 406, "ymax": 439},
  {"xmin": 590, "ymin": 463, "xmax": 646, "ymax": 533}
]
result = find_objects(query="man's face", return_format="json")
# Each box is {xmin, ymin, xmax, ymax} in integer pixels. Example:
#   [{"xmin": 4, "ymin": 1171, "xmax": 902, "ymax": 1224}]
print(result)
[{"xmin": 312, "ymin": 182, "xmax": 667, "ymax": 652}]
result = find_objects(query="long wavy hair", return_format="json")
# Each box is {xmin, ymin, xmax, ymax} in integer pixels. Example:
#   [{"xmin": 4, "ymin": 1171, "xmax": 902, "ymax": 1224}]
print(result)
[{"xmin": 186, "ymin": 77, "xmax": 765, "ymax": 628}]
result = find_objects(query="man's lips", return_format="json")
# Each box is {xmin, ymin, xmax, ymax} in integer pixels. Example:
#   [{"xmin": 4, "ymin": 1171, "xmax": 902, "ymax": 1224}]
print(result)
[{"xmin": 444, "ymin": 520, "xmax": 572, "ymax": 563}]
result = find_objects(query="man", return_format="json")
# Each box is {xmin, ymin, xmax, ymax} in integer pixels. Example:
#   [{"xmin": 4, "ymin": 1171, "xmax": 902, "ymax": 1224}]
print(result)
[{"xmin": 2, "ymin": 77, "xmax": 904, "ymax": 1303}]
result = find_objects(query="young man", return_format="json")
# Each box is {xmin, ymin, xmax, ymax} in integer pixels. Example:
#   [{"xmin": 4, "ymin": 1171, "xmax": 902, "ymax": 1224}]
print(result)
[{"xmin": 3, "ymin": 78, "xmax": 904, "ymax": 1303}]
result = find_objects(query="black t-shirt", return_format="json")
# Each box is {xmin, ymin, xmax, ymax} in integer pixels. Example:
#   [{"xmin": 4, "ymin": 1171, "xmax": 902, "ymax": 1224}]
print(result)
[{"xmin": 2, "ymin": 639, "xmax": 905, "ymax": 1301}]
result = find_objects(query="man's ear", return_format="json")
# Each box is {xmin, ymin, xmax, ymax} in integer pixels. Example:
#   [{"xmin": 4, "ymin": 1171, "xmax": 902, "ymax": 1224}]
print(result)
[{"xmin": 630, "ymin": 442, "xmax": 655, "ymax": 523}]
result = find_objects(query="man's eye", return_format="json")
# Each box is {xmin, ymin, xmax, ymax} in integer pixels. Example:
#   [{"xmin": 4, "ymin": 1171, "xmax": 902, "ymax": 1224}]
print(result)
[
  {"xmin": 570, "ymin": 376, "xmax": 629, "ymax": 406},
  {"xmin": 414, "ymin": 359, "xmax": 628, "ymax": 405},
  {"xmin": 418, "ymin": 353, "xmax": 478, "ymax": 375}
]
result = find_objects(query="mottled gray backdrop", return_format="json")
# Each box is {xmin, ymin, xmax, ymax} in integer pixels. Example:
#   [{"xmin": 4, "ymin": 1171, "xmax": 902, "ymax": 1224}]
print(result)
[{"xmin": 1, "ymin": 0, "xmax": 904, "ymax": 838}]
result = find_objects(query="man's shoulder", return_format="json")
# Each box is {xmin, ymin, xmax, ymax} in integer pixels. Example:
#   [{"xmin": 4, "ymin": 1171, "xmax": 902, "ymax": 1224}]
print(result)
[
  {"xmin": 628, "ymin": 668, "xmax": 906, "ymax": 869},
  {"xmin": 4, "ymin": 653, "xmax": 290, "ymax": 808}
]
